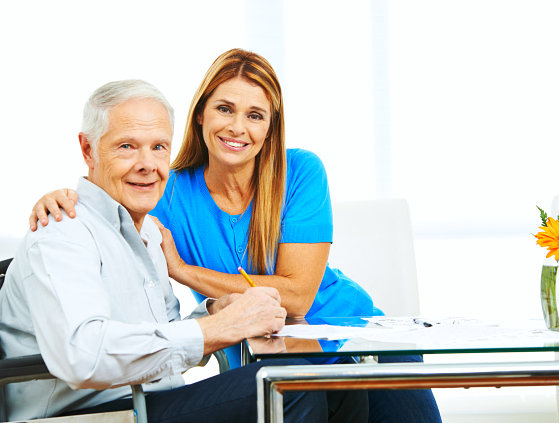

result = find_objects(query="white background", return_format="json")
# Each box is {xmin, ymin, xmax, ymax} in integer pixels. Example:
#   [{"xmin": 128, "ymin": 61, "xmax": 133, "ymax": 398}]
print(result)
[{"xmin": 1, "ymin": 0, "xmax": 559, "ymax": 322}]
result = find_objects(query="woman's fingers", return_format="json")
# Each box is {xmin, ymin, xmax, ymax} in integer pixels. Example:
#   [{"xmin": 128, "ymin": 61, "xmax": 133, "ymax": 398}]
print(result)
[
  {"xmin": 61, "ymin": 189, "xmax": 78, "ymax": 218},
  {"xmin": 28, "ymin": 189, "xmax": 77, "ymax": 230}
]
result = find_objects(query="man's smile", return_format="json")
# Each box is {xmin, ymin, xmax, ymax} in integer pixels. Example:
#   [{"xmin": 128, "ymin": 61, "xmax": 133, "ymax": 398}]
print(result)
[{"xmin": 127, "ymin": 181, "xmax": 158, "ymax": 189}]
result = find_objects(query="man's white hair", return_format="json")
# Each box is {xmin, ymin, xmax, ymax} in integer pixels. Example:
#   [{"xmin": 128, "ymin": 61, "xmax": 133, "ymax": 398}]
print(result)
[{"xmin": 82, "ymin": 79, "xmax": 175, "ymax": 154}]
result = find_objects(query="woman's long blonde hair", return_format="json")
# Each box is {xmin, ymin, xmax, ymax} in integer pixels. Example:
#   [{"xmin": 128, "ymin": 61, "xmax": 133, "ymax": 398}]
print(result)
[{"xmin": 172, "ymin": 49, "xmax": 286, "ymax": 274}]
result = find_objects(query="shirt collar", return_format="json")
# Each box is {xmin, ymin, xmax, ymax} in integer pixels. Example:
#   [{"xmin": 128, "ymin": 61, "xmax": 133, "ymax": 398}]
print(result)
[
  {"xmin": 76, "ymin": 177, "xmax": 159, "ymax": 246},
  {"xmin": 76, "ymin": 177, "xmax": 136, "ymax": 234}
]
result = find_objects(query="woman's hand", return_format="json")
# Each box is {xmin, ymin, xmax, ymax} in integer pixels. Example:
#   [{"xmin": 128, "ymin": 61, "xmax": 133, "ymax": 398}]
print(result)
[
  {"xmin": 149, "ymin": 215, "xmax": 185, "ymax": 280},
  {"xmin": 29, "ymin": 189, "xmax": 78, "ymax": 231},
  {"xmin": 207, "ymin": 293, "xmax": 242, "ymax": 315}
]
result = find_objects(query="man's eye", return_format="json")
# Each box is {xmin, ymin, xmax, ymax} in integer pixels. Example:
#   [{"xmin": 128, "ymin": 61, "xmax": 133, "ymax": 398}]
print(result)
[
  {"xmin": 120, "ymin": 144, "xmax": 132, "ymax": 149},
  {"xmin": 154, "ymin": 144, "xmax": 165, "ymax": 151}
]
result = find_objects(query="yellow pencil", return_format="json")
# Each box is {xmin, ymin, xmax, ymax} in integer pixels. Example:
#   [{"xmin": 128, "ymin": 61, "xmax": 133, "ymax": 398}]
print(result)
[{"xmin": 238, "ymin": 266, "xmax": 256, "ymax": 287}]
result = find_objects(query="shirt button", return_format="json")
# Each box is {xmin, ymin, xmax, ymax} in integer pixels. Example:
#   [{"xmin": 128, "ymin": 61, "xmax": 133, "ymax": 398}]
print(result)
[
  {"xmin": 148, "ymin": 280, "xmax": 155, "ymax": 288},
  {"xmin": 231, "ymin": 217, "xmax": 238, "ymax": 223},
  {"xmin": 237, "ymin": 247, "xmax": 243, "ymax": 253}
]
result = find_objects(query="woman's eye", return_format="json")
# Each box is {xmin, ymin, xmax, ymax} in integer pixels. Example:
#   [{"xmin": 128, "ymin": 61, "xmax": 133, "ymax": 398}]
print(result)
[
  {"xmin": 217, "ymin": 105, "xmax": 231, "ymax": 113},
  {"xmin": 154, "ymin": 144, "xmax": 165, "ymax": 151},
  {"xmin": 248, "ymin": 113, "xmax": 263, "ymax": 121}
]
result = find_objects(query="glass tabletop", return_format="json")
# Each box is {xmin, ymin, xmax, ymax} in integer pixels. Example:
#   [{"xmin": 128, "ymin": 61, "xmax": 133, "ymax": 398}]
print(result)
[{"xmin": 244, "ymin": 316, "xmax": 559, "ymax": 361}]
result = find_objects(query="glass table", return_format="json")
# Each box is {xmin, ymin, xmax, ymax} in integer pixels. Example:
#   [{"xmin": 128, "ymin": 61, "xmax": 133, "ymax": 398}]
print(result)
[{"xmin": 244, "ymin": 316, "xmax": 559, "ymax": 423}]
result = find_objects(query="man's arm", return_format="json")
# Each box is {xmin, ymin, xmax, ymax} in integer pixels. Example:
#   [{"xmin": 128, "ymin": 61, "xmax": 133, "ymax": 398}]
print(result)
[
  {"xmin": 25, "ymin": 232, "xmax": 204, "ymax": 390},
  {"xmin": 26, "ymin": 225, "xmax": 285, "ymax": 390}
]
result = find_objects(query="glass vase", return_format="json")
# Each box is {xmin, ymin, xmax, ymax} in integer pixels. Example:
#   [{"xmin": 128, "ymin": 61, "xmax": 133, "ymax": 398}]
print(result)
[{"xmin": 541, "ymin": 259, "xmax": 559, "ymax": 330}]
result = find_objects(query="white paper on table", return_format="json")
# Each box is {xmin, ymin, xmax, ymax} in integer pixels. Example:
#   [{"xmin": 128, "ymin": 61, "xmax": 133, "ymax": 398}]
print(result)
[
  {"xmin": 275, "ymin": 324, "xmax": 411, "ymax": 340},
  {"xmin": 274, "ymin": 318, "xmax": 559, "ymax": 345},
  {"xmin": 275, "ymin": 324, "xmax": 378, "ymax": 340}
]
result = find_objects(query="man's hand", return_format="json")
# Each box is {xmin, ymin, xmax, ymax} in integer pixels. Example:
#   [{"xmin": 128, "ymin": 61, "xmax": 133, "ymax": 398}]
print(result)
[
  {"xmin": 29, "ymin": 189, "xmax": 78, "ymax": 231},
  {"xmin": 248, "ymin": 336, "xmax": 287, "ymax": 354},
  {"xmin": 197, "ymin": 287, "xmax": 287, "ymax": 355},
  {"xmin": 220, "ymin": 287, "xmax": 286, "ymax": 337}
]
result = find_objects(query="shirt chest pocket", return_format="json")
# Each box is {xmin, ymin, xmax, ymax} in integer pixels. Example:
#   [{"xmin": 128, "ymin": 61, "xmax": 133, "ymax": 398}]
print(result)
[{"xmin": 100, "ymin": 256, "xmax": 157, "ymax": 323}]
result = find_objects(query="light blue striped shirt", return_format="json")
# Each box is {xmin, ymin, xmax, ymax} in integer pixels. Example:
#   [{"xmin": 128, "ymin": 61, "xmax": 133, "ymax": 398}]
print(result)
[{"xmin": 0, "ymin": 178, "xmax": 206, "ymax": 420}]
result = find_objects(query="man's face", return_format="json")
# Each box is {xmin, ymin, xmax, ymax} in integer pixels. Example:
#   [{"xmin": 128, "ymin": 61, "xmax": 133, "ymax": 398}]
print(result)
[{"xmin": 81, "ymin": 98, "xmax": 172, "ymax": 229}]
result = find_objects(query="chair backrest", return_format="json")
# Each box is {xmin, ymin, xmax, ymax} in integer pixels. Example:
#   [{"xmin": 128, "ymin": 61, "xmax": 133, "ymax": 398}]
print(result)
[
  {"xmin": 0, "ymin": 258, "xmax": 13, "ymax": 290},
  {"xmin": 0, "ymin": 258, "xmax": 12, "ymax": 420},
  {"xmin": 329, "ymin": 199, "xmax": 420, "ymax": 316}
]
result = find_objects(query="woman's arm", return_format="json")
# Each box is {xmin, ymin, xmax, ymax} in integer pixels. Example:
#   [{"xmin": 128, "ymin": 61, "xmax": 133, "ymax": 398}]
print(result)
[
  {"xmin": 152, "ymin": 215, "xmax": 328, "ymax": 317},
  {"xmin": 176, "ymin": 242, "xmax": 330, "ymax": 318}
]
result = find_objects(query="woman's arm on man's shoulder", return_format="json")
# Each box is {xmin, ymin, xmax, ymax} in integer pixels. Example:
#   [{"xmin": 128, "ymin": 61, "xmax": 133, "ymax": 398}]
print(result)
[{"xmin": 29, "ymin": 188, "xmax": 78, "ymax": 231}]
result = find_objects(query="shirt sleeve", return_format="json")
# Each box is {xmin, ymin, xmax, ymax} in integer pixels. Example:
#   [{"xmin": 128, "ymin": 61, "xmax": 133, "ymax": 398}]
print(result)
[
  {"xmin": 280, "ymin": 149, "xmax": 333, "ymax": 243},
  {"xmin": 186, "ymin": 298, "xmax": 213, "ymax": 319},
  {"xmin": 24, "ymin": 232, "xmax": 204, "ymax": 391}
]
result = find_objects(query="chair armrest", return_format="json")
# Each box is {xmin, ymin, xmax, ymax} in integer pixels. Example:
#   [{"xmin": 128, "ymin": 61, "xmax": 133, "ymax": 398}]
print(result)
[
  {"xmin": 0, "ymin": 354, "xmax": 52, "ymax": 386},
  {"xmin": 0, "ymin": 354, "xmax": 148, "ymax": 422},
  {"xmin": 213, "ymin": 350, "xmax": 230, "ymax": 373},
  {"xmin": 196, "ymin": 350, "xmax": 230, "ymax": 373},
  {"xmin": 1, "ymin": 350, "xmax": 231, "ymax": 386}
]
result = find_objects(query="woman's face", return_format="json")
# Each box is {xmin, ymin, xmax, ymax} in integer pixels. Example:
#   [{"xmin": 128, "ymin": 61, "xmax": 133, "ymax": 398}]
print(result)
[{"xmin": 198, "ymin": 77, "xmax": 271, "ymax": 172}]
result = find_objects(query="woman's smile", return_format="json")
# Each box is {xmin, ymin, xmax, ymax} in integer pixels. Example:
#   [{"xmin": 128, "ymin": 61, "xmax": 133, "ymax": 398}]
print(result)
[{"xmin": 219, "ymin": 136, "xmax": 249, "ymax": 150}]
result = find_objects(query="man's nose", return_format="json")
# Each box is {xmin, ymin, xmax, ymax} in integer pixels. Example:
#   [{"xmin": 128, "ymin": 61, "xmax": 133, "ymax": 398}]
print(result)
[{"xmin": 135, "ymin": 148, "xmax": 157, "ymax": 172}]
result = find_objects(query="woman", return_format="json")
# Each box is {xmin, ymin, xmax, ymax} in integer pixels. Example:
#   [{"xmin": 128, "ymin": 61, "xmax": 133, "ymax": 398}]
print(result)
[{"xmin": 30, "ymin": 48, "xmax": 441, "ymax": 423}]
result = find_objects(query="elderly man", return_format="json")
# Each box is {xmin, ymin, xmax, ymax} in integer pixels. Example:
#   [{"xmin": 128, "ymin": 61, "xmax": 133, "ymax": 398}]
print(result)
[{"xmin": 0, "ymin": 80, "xmax": 329, "ymax": 422}]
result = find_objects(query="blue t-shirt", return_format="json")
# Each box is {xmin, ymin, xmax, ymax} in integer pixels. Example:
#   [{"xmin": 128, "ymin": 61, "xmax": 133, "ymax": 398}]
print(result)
[{"xmin": 152, "ymin": 148, "xmax": 383, "ymax": 366}]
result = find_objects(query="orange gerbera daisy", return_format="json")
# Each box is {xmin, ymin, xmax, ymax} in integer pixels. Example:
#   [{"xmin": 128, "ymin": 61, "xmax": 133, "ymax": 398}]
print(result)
[{"xmin": 535, "ymin": 217, "xmax": 559, "ymax": 261}]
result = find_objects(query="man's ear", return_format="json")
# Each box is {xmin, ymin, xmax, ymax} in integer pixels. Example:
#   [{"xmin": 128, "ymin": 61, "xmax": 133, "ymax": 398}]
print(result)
[{"xmin": 79, "ymin": 133, "xmax": 95, "ymax": 170}]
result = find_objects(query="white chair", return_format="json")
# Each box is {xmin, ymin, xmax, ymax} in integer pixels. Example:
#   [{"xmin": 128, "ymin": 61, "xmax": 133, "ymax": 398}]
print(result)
[
  {"xmin": 329, "ymin": 200, "xmax": 559, "ymax": 421},
  {"xmin": 329, "ymin": 199, "xmax": 420, "ymax": 316}
]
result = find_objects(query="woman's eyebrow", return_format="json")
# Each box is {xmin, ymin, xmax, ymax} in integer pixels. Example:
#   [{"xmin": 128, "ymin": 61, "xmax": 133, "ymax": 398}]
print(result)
[{"xmin": 213, "ymin": 98, "xmax": 269, "ymax": 115}]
